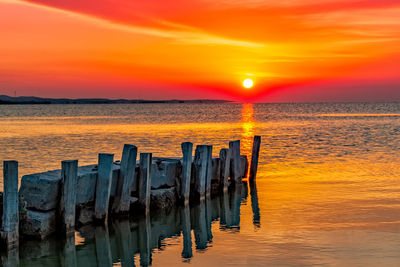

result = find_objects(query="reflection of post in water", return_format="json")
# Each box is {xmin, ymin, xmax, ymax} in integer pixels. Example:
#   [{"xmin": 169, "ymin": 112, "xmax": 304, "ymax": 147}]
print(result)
[
  {"xmin": 205, "ymin": 197, "xmax": 213, "ymax": 243},
  {"xmin": 0, "ymin": 247, "xmax": 19, "ymax": 267},
  {"xmin": 60, "ymin": 234, "xmax": 77, "ymax": 267},
  {"xmin": 249, "ymin": 181, "xmax": 261, "ymax": 227},
  {"xmin": 219, "ymin": 184, "xmax": 243, "ymax": 230},
  {"xmin": 180, "ymin": 204, "xmax": 192, "ymax": 259},
  {"xmin": 192, "ymin": 200, "xmax": 208, "ymax": 250},
  {"xmin": 138, "ymin": 216, "xmax": 152, "ymax": 267},
  {"xmin": 95, "ymin": 226, "xmax": 113, "ymax": 267},
  {"xmin": 220, "ymin": 190, "xmax": 232, "ymax": 228},
  {"xmin": 231, "ymin": 184, "xmax": 243, "ymax": 228},
  {"xmin": 113, "ymin": 220, "xmax": 135, "ymax": 267}
]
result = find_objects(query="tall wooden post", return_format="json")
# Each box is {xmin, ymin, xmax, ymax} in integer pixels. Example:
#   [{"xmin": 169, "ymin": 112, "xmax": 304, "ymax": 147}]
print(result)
[
  {"xmin": 94, "ymin": 153, "xmax": 114, "ymax": 222},
  {"xmin": 205, "ymin": 145, "xmax": 213, "ymax": 197},
  {"xmin": 249, "ymin": 136, "xmax": 261, "ymax": 181},
  {"xmin": 219, "ymin": 148, "xmax": 230, "ymax": 192},
  {"xmin": 112, "ymin": 144, "xmax": 137, "ymax": 214},
  {"xmin": 181, "ymin": 142, "xmax": 193, "ymax": 204},
  {"xmin": 60, "ymin": 160, "xmax": 78, "ymax": 236},
  {"xmin": 1, "ymin": 161, "xmax": 19, "ymax": 248},
  {"xmin": 229, "ymin": 140, "xmax": 241, "ymax": 183},
  {"xmin": 119, "ymin": 145, "xmax": 137, "ymax": 214},
  {"xmin": 193, "ymin": 145, "xmax": 208, "ymax": 200},
  {"xmin": 138, "ymin": 153, "xmax": 152, "ymax": 214}
]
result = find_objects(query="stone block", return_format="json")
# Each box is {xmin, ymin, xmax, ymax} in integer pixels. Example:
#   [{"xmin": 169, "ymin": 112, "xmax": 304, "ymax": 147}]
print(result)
[
  {"xmin": 151, "ymin": 158, "xmax": 181, "ymax": 189},
  {"xmin": 20, "ymin": 209, "xmax": 56, "ymax": 239}
]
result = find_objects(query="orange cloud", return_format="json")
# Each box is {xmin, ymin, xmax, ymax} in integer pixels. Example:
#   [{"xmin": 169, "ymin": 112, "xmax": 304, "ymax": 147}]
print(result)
[{"xmin": 0, "ymin": 0, "xmax": 399, "ymax": 101}]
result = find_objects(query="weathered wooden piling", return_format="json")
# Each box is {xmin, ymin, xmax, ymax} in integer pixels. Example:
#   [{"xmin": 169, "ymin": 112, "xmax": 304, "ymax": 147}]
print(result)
[
  {"xmin": 119, "ymin": 145, "xmax": 138, "ymax": 214},
  {"xmin": 181, "ymin": 142, "xmax": 193, "ymax": 204},
  {"xmin": 59, "ymin": 160, "xmax": 78, "ymax": 235},
  {"xmin": 1, "ymin": 161, "xmax": 19, "ymax": 248},
  {"xmin": 229, "ymin": 140, "xmax": 241, "ymax": 183},
  {"xmin": 205, "ymin": 145, "xmax": 213, "ymax": 197},
  {"xmin": 112, "ymin": 144, "xmax": 137, "ymax": 214},
  {"xmin": 193, "ymin": 145, "xmax": 208, "ymax": 200},
  {"xmin": 138, "ymin": 153, "xmax": 152, "ymax": 214},
  {"xmin": 249, "ymin": 135, "xmax": 261, "ymax": 181},
  {"xmin": 219, "ymin": 148, "xmax": 231, "ymax": 192},
  {"xmin": 94, "ymin": 153, "xmax": 114, "ymax": 222}
]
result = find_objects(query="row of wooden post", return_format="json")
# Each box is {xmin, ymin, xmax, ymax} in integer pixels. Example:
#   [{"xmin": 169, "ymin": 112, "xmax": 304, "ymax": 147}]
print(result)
[
  {"xmin": 1, "ymin": 136, "xmax": 261, "ymax": 249},
  {"xmin": 180, "ymin": 136, "xmax": 261, "ymax": 203}
]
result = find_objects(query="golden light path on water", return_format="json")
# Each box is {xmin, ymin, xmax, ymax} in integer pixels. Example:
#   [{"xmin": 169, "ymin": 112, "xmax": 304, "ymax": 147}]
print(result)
[{"xmin": 0, "ymin": 103, "xmax": 400, "ymax": 266}]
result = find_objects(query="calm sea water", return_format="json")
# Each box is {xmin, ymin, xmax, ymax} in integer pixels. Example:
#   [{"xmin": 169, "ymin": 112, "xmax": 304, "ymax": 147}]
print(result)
[{"xmin": 1, "ymin": 103, "xmax": 400, "ymax": 266}]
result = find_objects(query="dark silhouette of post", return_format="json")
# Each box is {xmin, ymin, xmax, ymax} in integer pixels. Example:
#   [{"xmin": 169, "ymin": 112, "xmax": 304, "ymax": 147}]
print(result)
[
  {"xmin": 249, "ymin": 136, "xmax": 261, "ymax": 181},
  {"xmin": 181, "ymin": 142, "xmax": 193, "ymax": 204},
  {"xmin": 94, "ymin": 153, "xmax": 114, "ymax": 222},
  {"xmin": 193, "ymin": 145, "xmax": 208, "ymax": 200},
  {"xmin": 139, "ymin": 153, "xmax": 152, "ymax": 214},
  {"xmin": 205, "ymin": 145, "xmax": 213, "ymax": 197},
  {"xmin": 1, "ymin": 161, "xmax": 19, "ymax": 249},
  {"xmin": 60, "ymin": 160, "xmax": 78, "ymax": 236},
  {"xmin": 219, "ymin": 148, "xmax": 231, "ymax": 192},
  {"xmin": 229, "ymin": 140, "xmax": 241, "ymax": 183}
]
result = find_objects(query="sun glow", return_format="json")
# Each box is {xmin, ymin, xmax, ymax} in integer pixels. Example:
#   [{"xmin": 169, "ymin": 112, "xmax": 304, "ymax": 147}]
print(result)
[{"xmin": 243, "ymin": 79, "xmax": 253, "ymax": 89}]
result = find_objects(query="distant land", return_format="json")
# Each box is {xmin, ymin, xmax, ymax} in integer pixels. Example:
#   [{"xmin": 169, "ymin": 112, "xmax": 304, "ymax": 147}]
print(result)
[{"xmin": 0, "ymin": 95, "xmax": 232, "ymax": 104}]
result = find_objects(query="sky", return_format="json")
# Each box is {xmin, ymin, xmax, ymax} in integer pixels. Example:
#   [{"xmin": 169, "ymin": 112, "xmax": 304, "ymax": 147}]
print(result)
[{"xmin": 0, "ymin": 0, "xmax": 399, "ymax": 102}]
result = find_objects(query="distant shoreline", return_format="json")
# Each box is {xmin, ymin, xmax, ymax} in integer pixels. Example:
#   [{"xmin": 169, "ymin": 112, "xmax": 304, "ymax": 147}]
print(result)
[{"xmin": 0, "ymin": 95, "xmax": 232, "ymax": 105}]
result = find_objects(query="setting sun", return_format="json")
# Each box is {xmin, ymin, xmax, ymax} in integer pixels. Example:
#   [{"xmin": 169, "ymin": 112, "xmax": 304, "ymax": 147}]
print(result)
[{"xmin": 243, "ymin": 79, "xmax": 254, "ymax": 89}]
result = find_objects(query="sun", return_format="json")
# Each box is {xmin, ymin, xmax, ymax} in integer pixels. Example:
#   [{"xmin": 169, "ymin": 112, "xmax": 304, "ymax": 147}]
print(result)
[{"xmin": 243, "ymin": 78, "xmax": 253, "ymax": 89}]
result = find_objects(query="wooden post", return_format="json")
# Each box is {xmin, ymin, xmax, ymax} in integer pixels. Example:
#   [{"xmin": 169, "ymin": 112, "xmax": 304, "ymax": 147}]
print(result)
[
  {"xmin": 119, "ymin": 146, "xmax": 137, "ymax": 214},
  {"xmin": 1, "ymin": 161, "xmax": 19, "ymax": 248},
  {"xmin": 60, "ymin": 160, "xmax": 78, "ymax": 236},
  {"xmin": 219, "ymin": 148, "xmax": 231, "ymax": 192},
  {"xmin": 229, "ymin": 140, "xmax": 241, "ymax": 183},
  {"xmin": 138, "ymin": 153, "xmax": 152, "ymax": 214},
  {"xmin": 112, "ymin": 144, "xmax": 137, "ymax": 214},
  {"xmin": 181, "ymin": 142, "xmax": 193, "ymax": 204},
  {"xmin": 205, "ymin": 145, "xmax": 213, "ymax": 197},
  {"xmin": 94, "ymin": 153, "xmax": 114, "ymax": 222},
  {"xmin": 193, "ymin": 145, "xmax": 208, "ymax": 200},
  {"xmin": 249, "ymin": 136, "xmax": 261, "ymax": 181}
]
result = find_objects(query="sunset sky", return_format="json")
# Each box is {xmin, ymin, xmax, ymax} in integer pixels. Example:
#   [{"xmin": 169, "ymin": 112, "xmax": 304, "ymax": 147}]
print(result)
[{"xmin": 0, "ymin": 0, "xmax": 399, "ymax": 102}]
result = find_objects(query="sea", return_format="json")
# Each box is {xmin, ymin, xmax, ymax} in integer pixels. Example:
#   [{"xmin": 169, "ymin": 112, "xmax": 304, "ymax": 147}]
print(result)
[{"xmin": 0, "ymin": 102, "xmax": 400, "ymax": 266}]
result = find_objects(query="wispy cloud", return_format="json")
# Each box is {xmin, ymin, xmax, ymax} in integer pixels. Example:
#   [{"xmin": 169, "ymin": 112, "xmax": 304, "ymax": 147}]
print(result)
[{"xmin": 9, "ymin": 0, "xmax": 264, "ymax": 48}]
